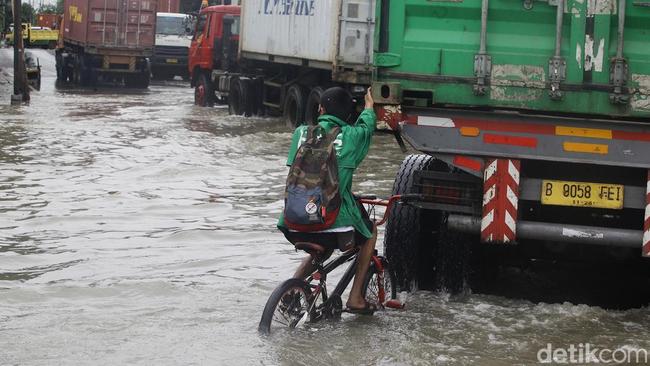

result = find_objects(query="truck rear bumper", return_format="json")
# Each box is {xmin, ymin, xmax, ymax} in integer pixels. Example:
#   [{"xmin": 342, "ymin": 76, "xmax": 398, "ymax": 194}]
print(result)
[{"xmin": 447, "ymin": 214, "xmax": 643, "ymax": 249}]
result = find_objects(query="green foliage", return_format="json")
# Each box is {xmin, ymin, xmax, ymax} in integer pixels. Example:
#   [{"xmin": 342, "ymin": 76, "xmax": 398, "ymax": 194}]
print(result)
[
  {"xmin": 38, "ymin": 4, "xmax": 59, "ymax": 14},
  {"xmin": 21, "ymin": 2, "xmax": 33, "ymax": 23}
]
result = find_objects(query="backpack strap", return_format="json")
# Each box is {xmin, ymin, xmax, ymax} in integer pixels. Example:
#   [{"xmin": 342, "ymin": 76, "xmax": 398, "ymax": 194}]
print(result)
[
  {"xmin": 324, "ymin": 126, "xmax": 341, "ymax": 144},
  {"xmin": 305, "ymin": 125, "xmax": 327, "ymax": 143}
]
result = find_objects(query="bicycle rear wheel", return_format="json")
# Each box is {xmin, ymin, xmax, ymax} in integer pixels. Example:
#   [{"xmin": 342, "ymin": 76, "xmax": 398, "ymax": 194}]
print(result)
[
  {"xmin": 258, "ymin": 278, "xmax": 314, "ymax": 334},
  {"xmin": 363, "ymin": 256, "xmax": 397, "ymax": 307}
]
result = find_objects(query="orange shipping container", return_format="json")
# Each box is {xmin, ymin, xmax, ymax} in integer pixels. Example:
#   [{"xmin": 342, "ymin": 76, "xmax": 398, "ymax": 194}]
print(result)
[
  {"xmin": 158, "ymin": 0, "xmax": 180, "ymax": 13},
  {"xmin": 36, "ymin": 13, "xmax": 60, "ymax": 29}
]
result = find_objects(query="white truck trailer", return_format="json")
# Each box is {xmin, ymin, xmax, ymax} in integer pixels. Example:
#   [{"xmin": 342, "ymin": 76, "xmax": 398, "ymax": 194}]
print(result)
[{"xmin": 188, "ymin": 1, "xmax": 375, "ymax": 127}]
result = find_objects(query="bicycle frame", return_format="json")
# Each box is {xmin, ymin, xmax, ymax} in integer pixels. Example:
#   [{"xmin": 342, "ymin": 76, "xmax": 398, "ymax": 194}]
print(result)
[
  {"xmin": 305, "ymin": 247, "xmax": 360, "ymax": 317},
  {"xmin": 297, "ymin": 194, "xmax": 418, "ymax": 318}
]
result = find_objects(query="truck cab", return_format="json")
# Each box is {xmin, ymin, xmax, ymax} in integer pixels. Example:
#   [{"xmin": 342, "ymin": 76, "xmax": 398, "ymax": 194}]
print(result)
[
  {"xmin": 188, "ymin": 5, "xmax": 240, "ymax": 95},
  {"xmin": 152, "ymin": 12, "xmax": 195, "ymax": 80}
]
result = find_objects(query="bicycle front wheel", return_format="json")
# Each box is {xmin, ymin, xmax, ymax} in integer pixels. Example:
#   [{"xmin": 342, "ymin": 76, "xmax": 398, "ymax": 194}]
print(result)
[
  {"xmin": 363, "ymin": 256, "xmax": 398, "ymax": 308},
  {"xmin": 258, "ymin": 278, "xmax": 313, "ymax": 334}
]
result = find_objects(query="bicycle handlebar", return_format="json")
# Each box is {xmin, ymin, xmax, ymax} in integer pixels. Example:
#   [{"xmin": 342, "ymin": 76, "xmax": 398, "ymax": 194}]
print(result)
[{"xmin": 356, "ymin": 193, "xmax": 424, "ymax": 226}]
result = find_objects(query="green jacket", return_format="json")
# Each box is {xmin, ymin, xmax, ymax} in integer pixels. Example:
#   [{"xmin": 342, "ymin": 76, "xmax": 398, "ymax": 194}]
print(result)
[{"xmin": 278, "ymin": 109, "xmax": 377, "ymax": 239}]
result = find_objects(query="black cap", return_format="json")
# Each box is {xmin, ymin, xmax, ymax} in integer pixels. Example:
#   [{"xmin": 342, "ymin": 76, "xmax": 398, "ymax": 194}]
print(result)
[{"xmin": 320, "ymin": 87, "xmax": 354, "ymax": 121}]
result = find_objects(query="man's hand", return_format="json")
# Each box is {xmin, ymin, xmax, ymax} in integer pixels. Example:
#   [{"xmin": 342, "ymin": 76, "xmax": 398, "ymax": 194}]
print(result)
[{"xmin": 364, "ymin": 87, "xmax": 374, "ymax": 109}]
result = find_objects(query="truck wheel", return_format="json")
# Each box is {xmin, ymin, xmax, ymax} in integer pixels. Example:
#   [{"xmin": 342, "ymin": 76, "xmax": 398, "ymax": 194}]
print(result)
[
  {"xmin": 229, "ymin": 78, "xmax": 253, "ymax": 116},
  {"xmin": 385, "ymin": 154, "xmax": 472, "ymax": 293},
  {"xmin": 384, "ymin": 154, "xmax": 435, "ymax": 291},
  {"xmin": 283, "ymin": 84, "xmax": 307, "ymax": 129},
  {"xmin": 139, "ymin": 71, "xmax": 151, "ymax": 88},
  {"xmin": 55, "ymin": 50, "xmax": 63, "ymax": 81},
  {"xmin": 304, "ymin": 86, "xmax": 323, "ymax": 125},
  {"xmin": 195, "ymin": 73, "xmax": 214, "ymax": 107},
  {"xmin": 74, "ymin": 55, "xmax": 90, "ymax": 86}
]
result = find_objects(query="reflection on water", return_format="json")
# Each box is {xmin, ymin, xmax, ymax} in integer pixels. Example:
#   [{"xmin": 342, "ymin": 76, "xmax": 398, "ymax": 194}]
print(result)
[{"xmin": 1, "ymin": 51, "xmax": 649, "ymax": 365}]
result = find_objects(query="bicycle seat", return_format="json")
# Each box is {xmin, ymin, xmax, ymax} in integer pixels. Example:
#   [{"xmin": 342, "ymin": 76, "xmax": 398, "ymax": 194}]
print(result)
[{"xmin": 294, "ymin": 242, "xmax": 327, "ymax": 255}]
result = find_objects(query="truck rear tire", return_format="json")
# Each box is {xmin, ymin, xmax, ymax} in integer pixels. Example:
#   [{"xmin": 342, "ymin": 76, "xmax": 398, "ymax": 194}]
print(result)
[
  {"xmin": 385, "ymin": 154, "xmax": 472, "ymax": 293},
  {"xmin": 384, "ymin": 154, "xmax": 435, "ymax": 291},
  {"xmin": 229, "ymin": 78, "xmax": 253, "ymax": 116},
  {"xmin": 283, "ymin": 84, "xmax": 306, "ymax": 129},
  {"xmin": 195, "ymin": 73, "xmax": 214, "ymax": 107},
  {"xmin": 304, "ymin": 86, "xmax": 323, "ymax": 125},
  {"xmin": 139, "ymin": 71, "xmax": 151, "ymax": 88},
  {"xmin": 125, "ymin": 72, "xmax": 150, "ymax": 89}
]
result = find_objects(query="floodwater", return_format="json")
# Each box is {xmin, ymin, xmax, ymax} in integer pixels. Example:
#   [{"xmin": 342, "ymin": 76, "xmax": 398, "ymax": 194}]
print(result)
[{"xmin": 1, "ymin": 49, "xmax": 650, "ymax": 365}]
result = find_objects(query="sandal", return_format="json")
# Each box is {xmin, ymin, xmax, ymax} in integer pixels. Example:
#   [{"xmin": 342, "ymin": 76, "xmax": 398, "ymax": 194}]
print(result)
[{"xmin": 344, "ymin": 302, "xmax": 377, "ymax": 315}]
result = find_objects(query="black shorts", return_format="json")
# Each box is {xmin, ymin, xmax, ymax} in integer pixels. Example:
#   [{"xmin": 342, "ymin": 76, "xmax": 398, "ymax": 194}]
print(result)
[{"xmin": 281, "ymin": 202, "xmax": 373, "ymax": 252}]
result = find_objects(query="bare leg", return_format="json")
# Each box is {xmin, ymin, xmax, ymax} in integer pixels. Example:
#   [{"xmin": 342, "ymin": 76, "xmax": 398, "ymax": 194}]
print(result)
[
  {"xmin": 347, "ymin": 225, "xmax": 377, "ymax": 309},
  {"xmin": 293, "ymin": 255, "xmax": 316, "ymax": 279}
]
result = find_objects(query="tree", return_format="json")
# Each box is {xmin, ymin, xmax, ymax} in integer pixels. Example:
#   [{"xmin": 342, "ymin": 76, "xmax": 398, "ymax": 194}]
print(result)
[
  {"xmin": 37, "ymin": 4, "xmax": 58, "ymax": 14},
  {"xmin": 21, "ymin": 2, "xmax": 33, "ymax": 23}
]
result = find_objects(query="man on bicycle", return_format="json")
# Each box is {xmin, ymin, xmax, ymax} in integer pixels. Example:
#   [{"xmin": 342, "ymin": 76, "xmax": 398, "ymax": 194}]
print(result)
[{"xmin": 278, "ymin": 86, "xmax": 378, "ymax": 314}]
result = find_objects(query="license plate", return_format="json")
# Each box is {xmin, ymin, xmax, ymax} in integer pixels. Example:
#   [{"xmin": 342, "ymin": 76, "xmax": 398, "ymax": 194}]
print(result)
[
  {"xmin": 540, "ymin": 180, "xmax": 624, "ymax": 209},
  {"xmin": 166, "ymin": 58, "xmax": 178, "ymax": 64}
]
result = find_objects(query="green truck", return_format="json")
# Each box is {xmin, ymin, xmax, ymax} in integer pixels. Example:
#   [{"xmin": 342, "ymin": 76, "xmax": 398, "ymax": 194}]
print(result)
[{"xmin": 375, "ymin": 0, "xmax": 650, "ymax": 292}]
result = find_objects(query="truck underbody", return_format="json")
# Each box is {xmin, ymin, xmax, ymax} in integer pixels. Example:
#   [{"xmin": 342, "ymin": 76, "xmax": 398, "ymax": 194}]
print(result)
[
  {"xmin": 56, "ymin": 42, "xmax": 151, "ymax": 88},
  {"xmin": 197, "ymin": 57, "xmax": 371, "ymax": 128}
]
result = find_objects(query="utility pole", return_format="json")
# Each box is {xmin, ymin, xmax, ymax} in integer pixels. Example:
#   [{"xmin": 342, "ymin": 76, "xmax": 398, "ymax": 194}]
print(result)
[{"xmin": 11, "ymin": 0, "xmax": 29, "ymax": 104}]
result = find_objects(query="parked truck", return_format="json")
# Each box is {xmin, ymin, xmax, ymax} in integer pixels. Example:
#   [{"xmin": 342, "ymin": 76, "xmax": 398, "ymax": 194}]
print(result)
[
  {"xmin": 6, "ymin": 23, "xmax": 58, "ymax": 48},
  {"xmin": 152, "ymin": 12, "xmax": 193, "ymax": 80},
  {"xmin": 374, "ymin": 0, "xmax": 650, "ymax": 293},
  {"xmin": 55, "ymin": 0, "xmax": 157, "ymax": 88},
  {"xmin": 188, "ymin": 1, "xmax": 374, "ymax": 127}
]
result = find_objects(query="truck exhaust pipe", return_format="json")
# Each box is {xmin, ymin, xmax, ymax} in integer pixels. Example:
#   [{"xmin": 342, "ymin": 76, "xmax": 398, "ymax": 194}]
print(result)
[{"xmin": 447, "ymin": 214, "xmax": 643, "ymax": 248}]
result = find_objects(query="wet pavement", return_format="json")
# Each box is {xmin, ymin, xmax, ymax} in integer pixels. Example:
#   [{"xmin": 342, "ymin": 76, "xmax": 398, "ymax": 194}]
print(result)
[{"xmin": 1, "ymin": 49, "xmax": 650, "ymax": 365}]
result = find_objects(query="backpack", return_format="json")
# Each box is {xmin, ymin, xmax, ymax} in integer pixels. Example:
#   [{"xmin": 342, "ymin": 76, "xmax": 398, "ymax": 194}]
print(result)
[{"xmin": 284, "ymin": 125, "xmax": 342, "ymax": 232}]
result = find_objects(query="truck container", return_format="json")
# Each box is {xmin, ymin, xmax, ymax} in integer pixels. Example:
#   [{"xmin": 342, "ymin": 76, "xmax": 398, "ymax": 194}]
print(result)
[
  {"xmin": 188, "ymin": 1, "xmax": 375, "ymax": 127},
  {"xmin": 158, "ymin": 0, "xmax": 180, "ymax": 13},
  {"xmin": 374, "ymin": 0, "xmax": 650, "ymax": 293},
  {"xmin": 35, "ymin": 14, "xmax": 61, "ymax": 29},
  {"xmin": 55, "ymin": 0, "xmax": 157, "ymax": 88}
]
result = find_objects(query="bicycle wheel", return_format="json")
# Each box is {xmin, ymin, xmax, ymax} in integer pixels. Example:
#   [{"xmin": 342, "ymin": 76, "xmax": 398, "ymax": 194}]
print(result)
[
  {"xmin": 258, "ymin": 278, "xmax": 314, "ymax": 334},
  {"xmin": 363, "ymin": 256, "xmax": 398, "ymax": 307}
]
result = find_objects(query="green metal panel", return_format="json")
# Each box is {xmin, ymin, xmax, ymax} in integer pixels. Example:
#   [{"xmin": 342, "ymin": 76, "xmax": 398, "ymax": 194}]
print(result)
[{"xmin": 374, "ymin": 0, "xmax": 650, "ymax": 119}]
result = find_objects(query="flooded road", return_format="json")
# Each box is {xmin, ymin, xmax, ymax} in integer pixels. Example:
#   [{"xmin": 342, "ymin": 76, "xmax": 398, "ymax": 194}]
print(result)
[{"xmin": 1, "ymin": 50, "xmax": 650, "ymax": 365}]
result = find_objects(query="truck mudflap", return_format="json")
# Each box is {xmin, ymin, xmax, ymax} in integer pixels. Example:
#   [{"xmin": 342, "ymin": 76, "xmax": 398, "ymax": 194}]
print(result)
[{"xmin": 481, "ymin": 159, "xmax": 520, "ymax": 244}]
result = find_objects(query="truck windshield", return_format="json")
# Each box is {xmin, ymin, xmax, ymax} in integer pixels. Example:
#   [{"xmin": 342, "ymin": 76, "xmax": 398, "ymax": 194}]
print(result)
[{"xmin": 157, "ymin": 16, "xmax": 189, "ymax": 36}]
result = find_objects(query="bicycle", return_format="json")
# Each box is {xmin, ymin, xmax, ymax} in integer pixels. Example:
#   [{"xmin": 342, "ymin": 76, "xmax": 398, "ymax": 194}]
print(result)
[{"xmin": 258, "ymin": 194, "xmax": 418, "ymax": 334}]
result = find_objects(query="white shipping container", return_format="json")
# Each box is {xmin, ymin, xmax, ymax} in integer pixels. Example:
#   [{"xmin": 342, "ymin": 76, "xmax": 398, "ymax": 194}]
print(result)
[{"xmin": 240, "ymin": 0, "xmax": 375, "ymax": 68}]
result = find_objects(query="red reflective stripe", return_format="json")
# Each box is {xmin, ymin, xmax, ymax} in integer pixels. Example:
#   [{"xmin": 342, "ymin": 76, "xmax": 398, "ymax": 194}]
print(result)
[
  {"xmin": 483, "ymin": 134, "xmax": 538, "ymax": 148},
  {"xmin": 453, "ymin": 156, "xmax": 482, "ymax": 172},
  {"xmin": 612, "ymin": 130, "xmax": 650, "ymax": 142},
  {"xmin": 454, "ymin": 118, "xmax": 555, "ymax": 135}
]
